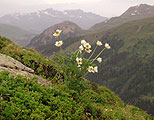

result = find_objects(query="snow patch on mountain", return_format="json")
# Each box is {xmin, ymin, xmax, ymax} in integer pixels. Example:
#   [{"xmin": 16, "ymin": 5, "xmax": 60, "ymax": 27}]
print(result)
[
  {"xmin": 131, "ymin": 13, "xmax": 136, "ymax": 16},
  {"xmin": 0, "ymin": 8, "xmax": 106, "ymax": 33}
]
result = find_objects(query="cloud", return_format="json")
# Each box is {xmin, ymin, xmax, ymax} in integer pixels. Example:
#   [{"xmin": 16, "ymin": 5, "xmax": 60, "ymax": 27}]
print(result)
[
  {"xmin": 45, "ymin": 0, "xmax": 101, "ymax": 4},
  {"xmin": 0, "ymin": 0, "xmax": 153, "ymax": 17}
]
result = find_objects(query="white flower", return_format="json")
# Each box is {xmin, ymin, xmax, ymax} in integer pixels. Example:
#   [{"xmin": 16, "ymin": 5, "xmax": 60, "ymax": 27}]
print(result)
[
  {"xmin": 76, "ymin": 57, "xmax": 82, "ymax": 65},
  {"xmin": 84, "ymin": 43, "xmax": 91, "ymax": 49},
  {"xmin": 94, "ymin": 66, "xmax": 98, "ymax": 73},
  {"xmin": 105, "ymin": 43, "xmax": 111, "ymax": 49},
  {"xmin": 97, "ymin": 57, "xmax": 102, "ymax": 63},
  {"xmin": 55, "ymin": 41, "xmax": 63, "ymax": 47},
  {"xmin": 96, "ymin": 41, "xmax": 102, "ymax": 46},
  {"xmin": 85, "ymin": 48, "xmax": 92, "ymax": 53},
  {"xmin": 53, "ymin": 29, "xmax": 62, "ymax": 37},
  {"xmin": 79, "ymin": 45, "xmax": 84, "ymax": 53},
  {"xmin": 81, "ymin": 40, "xmax": 87, "ymax": 46},
  {"xmin": 88, "ymin": 66, "xmax": 94, "ymax": 73},
  {"xmin": 77, "ymin": 65, "xmax": 81, "ymax": 68}
]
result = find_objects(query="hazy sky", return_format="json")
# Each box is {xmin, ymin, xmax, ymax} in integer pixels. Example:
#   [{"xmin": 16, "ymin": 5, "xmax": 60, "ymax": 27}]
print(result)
[{"xmin": 0, "ymin": 0, "xmax": 154, "ymax": 17}]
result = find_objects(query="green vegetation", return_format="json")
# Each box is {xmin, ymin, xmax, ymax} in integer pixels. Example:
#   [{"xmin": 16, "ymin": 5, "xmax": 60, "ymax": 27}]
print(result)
[
  {"xmin": 0, "ymin": 71, "xmax": 152, "ymax": 120},
  {"xmin": 0, "ymin": 36, "xmax": 57, "ymax": 80}
]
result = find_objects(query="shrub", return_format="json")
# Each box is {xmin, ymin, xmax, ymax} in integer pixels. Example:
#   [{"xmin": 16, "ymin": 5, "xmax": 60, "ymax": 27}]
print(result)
[
  {"xmin": 0, "ymin": 72, "xmax": 85, "ymax": 120},
  {"xmin": 53, "ymin": 30, "xmax": 111, "ymax": 93}
]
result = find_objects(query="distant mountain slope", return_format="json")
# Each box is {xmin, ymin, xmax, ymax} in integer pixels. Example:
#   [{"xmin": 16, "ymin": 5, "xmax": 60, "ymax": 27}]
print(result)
[
  {"xmin": 89, "ymin": 4, "xmax": 154, "ymax": 33},
  {"xmin": 85, "ymin": 16, "xmax": 154, "ymax": 115},
  {"xmin": 27, "ymin": 21, "xmax": 84, "ymax": 56},
  {"xmin": 0, "ymin": 23, "xmax": 35, "ymax": 46},
  {"xmin": 0, "ymin": 9, "xmax": 106, "ymax": 33}
]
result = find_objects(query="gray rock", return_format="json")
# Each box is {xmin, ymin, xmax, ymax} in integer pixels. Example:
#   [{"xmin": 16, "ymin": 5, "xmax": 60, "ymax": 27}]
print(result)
[
  {"xmin": 0, "ymin": 53, "xmax": 34, "ymax": 73},
  {"xmin": 0, "ymin": 53, "xmax": 52, "ymax": 86}
]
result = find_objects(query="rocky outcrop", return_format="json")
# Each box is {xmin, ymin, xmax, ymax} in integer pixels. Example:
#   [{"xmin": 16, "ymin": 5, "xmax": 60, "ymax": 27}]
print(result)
[
  {"xmin": 0, "ymin": 53, "xmax": 52, "ymax": 86},
  {"xmin": 0, "ymin": 53, "xmax": 34, "ymax": 73}
]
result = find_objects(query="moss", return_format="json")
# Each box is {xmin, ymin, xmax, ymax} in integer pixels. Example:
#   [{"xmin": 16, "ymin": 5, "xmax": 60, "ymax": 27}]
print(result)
[{"xmin": 0, "ymin": 36, "xmax": 57, "ymax": 80}]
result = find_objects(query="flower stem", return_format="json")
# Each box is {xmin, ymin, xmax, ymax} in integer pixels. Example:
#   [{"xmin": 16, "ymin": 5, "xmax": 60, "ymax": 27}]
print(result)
[
  {"xmin": 74, "ymin": 50, "xmax": 79, "ymax": 54},
  {"xmin": 60, "ymin": 46, "xmax": 62, "ymax": 56},
  {"xmin": 82, "ymin": 71, "xmax": 89, "ymax": 78},
  {"xmin": 59, "ymin": 35, "xmax": 63, "ymax": 56},
  {"xmin": 81, "ymin": 51, "xmax": 86, "ymax": 57},
  {"xmin": 88, "ymin": 46, "xmax": 97, "ymax": 60},
  {"xmin": 90, "ymin": 48, "xmax": 106, "ymax": 64}
]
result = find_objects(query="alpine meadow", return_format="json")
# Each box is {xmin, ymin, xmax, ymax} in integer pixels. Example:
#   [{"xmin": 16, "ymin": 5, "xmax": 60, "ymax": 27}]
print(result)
[{"xmin": 0, "ymin": 1, "xmax": 154, "ymax": 120}]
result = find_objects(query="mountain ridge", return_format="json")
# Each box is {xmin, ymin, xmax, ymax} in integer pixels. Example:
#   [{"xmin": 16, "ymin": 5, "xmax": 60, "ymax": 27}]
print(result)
[
  {"xmin": 0, "ymin": 8, "xmax": 106, "ymax": 33},
  {"xmin": 27, "ymin": 21, "xmax": 84, "ymax": 55},
  {"xmin": 89, "ymin": 4, "xmax": 154, "ymax": 33},
  {"xmin": 27, "ymin": 4, "xmax": 154, "ymax": 55}
]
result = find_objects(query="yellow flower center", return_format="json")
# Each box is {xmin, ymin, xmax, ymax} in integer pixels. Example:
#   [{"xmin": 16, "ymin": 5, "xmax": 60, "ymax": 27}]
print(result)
[
  {"xmin": 56, "ymin": 31, "xmax": 59, "ymax": 34},
  {"xmin": 78, "ymin": 60, "xmax": 82, "ymax": 64},
  {"xmin": 85, "ymin": 48, "xmax": 89, "ymax": 50},
  {"xmin": 89, "ymin": 68, "xmax": 93, "ymax": 71}
]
